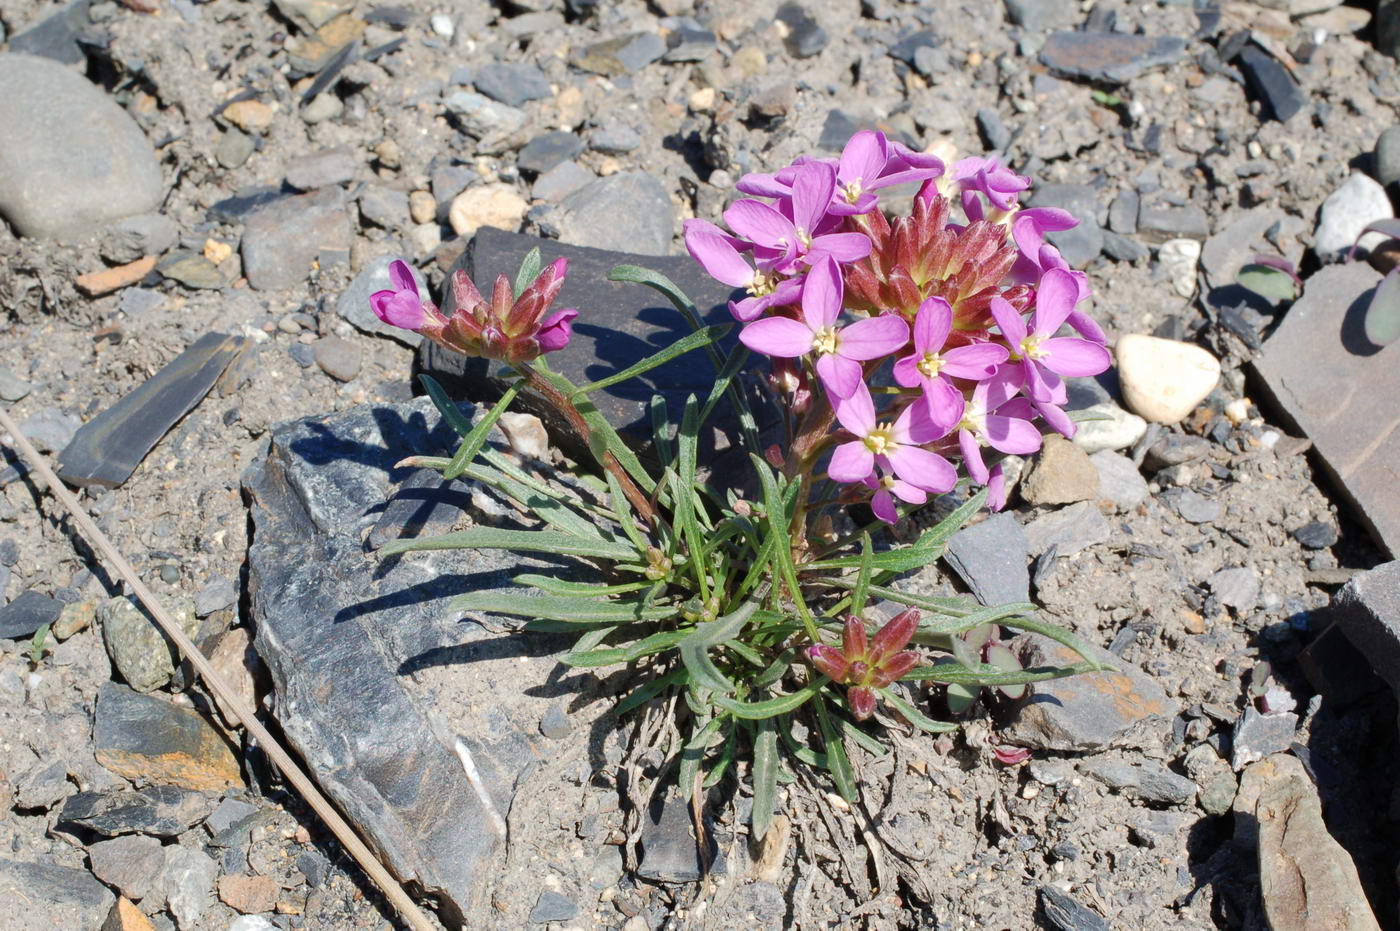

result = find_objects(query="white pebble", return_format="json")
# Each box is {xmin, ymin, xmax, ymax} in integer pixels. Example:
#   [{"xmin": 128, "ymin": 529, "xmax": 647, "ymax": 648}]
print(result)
[{"xmin": 430, "ymin": 13, "xmax": 455, "ymax": 38}]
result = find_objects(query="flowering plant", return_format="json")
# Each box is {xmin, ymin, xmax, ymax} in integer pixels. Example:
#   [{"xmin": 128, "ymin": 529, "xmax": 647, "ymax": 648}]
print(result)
[{"xmin": 372, "ymin": 132, "xmax": 1107, "ymax": 841}]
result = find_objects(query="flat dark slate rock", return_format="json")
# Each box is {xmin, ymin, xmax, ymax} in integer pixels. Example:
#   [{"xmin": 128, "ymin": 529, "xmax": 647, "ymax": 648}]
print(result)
[
  {"xmin": 58, "ymin": 785, "xmax": 216, "ymax": 838},
  {"xmin": 943, "ymin": 512, "xmax": 1031, "ymax": 606},
  {"xmin": 1330, "ymin": 560, "xmax": 1400, "ymax": 698},
  {"xmin": 365, "ymin": 467, "xmax": 472, "ymax": 551},
  {"xmin": 243, "ymin": 396, "xmax": 574, "ymax": 925},
  {"xmin": 1236, "ymin": 44, "xmax": 1306, "ymax": 123},
  {"xmin": 1252, "ymin": 264, "xmax": 1399, "ymax": 556},
  {"xmin": 0, "ymin": 589, "xmax": 62, "ymax": 640},
  {"xmin": 57, "ymin": 333, "xmax": 244, "ymax": 489},
  {"xmin": 415, "ymin": 227, "xmax": 775, "ymax": 476},
  {"xmin": 1039, "ymin": 32, "xmax": 1186, "ymax": 84}
]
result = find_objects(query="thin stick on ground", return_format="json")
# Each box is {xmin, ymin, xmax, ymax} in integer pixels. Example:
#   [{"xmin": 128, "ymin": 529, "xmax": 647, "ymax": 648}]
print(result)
[{"xmin": 0, "ymin": 407, "xmax": 438, "ymax": 931}]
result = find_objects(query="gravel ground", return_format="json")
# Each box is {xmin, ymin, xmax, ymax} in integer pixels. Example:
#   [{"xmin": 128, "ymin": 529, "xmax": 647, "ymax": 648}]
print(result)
[{"xmin": 1, "ymin": 0, "xmax": 1398, "ymax": 928}]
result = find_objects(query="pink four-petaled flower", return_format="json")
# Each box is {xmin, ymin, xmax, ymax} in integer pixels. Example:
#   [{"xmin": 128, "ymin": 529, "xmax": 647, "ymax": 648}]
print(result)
[{"xmin": 892, "ymin": 296, "xmax": 1009, "ymax": 431}]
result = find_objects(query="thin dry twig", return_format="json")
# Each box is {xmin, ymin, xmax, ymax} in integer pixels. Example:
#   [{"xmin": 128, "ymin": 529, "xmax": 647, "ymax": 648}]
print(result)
[{"xmin": 0, "ymin": 407, "xmax": 438, "ymax": 931}]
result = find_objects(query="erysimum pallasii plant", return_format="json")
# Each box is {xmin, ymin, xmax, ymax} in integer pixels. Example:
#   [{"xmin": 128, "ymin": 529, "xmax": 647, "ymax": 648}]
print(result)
[{"xmin": 369, "ymin": 131, "xmax": 1112, "ymax": 842}]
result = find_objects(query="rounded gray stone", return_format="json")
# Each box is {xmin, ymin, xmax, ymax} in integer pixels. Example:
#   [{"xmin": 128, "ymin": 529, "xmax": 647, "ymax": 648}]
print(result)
[
  {"xmin": 558, "ymin": 172, "xmax": 675, "ymax": 256},
  {"xmin": 99, "ymin": 595, "xmax": 204, "ymax": 693},
  {"xmin": 0, "ymin": 53, "xmax": 164, "ymax": 240},
  {"xmin": 1378, "ymin": 125, "xmax": 1400, "ymax": 189}
]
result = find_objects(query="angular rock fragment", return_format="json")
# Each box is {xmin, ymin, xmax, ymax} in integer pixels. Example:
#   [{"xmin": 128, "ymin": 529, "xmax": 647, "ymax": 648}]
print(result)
[
  {"xmin": 0, "ymin": 589, "xmax": 62, "ymax": 640},
  {"xmin": 1039, "ymin": 32, "xmax": 1186, "ymax": 84},
  {"xmin": 57, "ymin": 333, "xmax": 244, "ymax": 489},
  {"xmin": 59, "ymin": 785, "xmax": 216, "ymax": 837},
  {"xmin": 92, "ymin": 683, "xmax": 242, "ymax": 792},
  {"xmin": 943, "ymin": 512, "xmax": 1031, "ymax": 606},
  {"xmin": 0, "ymin": 857, "xmax": 114, "ymax": 931},
  {"xmin": 1003, "ymin": 635, "xmax": 1172, "ymax": 752},
  {"xmin": 1253, "ymin": 264, "xmax": 1400, "ymax": 555}
]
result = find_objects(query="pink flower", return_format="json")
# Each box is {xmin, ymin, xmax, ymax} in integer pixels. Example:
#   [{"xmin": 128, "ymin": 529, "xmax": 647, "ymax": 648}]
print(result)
[
  {"xmin": 829, "ymin": 131, "xmax": 945, "ymax": 216},
  {"xmin": 537, "ymin": 308, "xmax": 578, "ymax": 353},
  {"xmin": 724, "ymin": 162, "xmax": 871, "ymax": 274},
  {"xmin": 370, "ymin": 260, "xmax": 442, "ymax": 332},
  {"xmin": 954, "ymin": 376, "xmax": 1043, "ymax": 485},
  {"xmin": 739, "ymin": 257, "xmax": 909, "ymax": 398},
  {"xmin": 806, "ymin": 611, "xmax": 923, "ymax": 721},
  {"xmin": 829, "ymin": 382, "xmax": 956, "ymax": 493},
  {"xmin": 862, "ymin": 458, "xmax": 931, "ymax": 524},
  {"xmin": 990, "ymin": 268, "xmax": 1112, "ymax": 405},
  {"xmin": 892, "ymin": 297, "xmax": 1009, "ymax": 430},
  {"xmin": 951, "ymin": 155, "xmax": 1031, "ymax": 214},
  {"xmin": 682, "ymin": 218, "xmax": 803, "ymax": 321}
]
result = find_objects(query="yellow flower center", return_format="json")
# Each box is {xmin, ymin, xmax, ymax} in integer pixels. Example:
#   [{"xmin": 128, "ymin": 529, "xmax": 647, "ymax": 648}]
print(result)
[
  {"xmin": 841, "ymin": 179, "xmax": 863, "ymax": 204},
  {"xmin": 956, "ymin": 413, "xmax": 985, "ymax": 437},
  {"xmin": 796, "ymin": 227, "xmax": 813, "ymax": 249},
  {"xmin": 747, "ymin": 270, "xmax": 775, "ymax": 298},
  {"xmin": 812, "ymin": 326, "xmax": 840, "ymax": 355},
  {"xmin": 1019, "ymin": 332, "xmax": 1047, "ymax": 361},
  {"xmin": 863, "ymin": 426, "xmax": 895, "ymax": 455},
  {"xmin": 916, "ymin": 352, "xmax": 944, "ymax": 378}
]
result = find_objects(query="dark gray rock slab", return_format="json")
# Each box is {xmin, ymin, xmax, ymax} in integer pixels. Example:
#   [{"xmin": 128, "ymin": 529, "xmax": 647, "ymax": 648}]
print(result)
[
  {"xmin": 58, "ymin": 785, "xmax": 216, "ymax": 837},
  {"xmin": 93, "ymin": 682, "xmax": 243, "ymax": 792},
  {"xmin": 243, "ymin": 396, "xmax": 578, "ymax": 925},
  {"xmin": 365, "ymin": 468, "xmax": 471, "ymax": 551},
  {"xmin": 572, "ymin": 32, "xmax": 666, "ymax": 76},
  {"xmin": 1078, "ymin": 758, "xmax": 1196, "ymax": 805},
  {"xmin": 473, "ymin": 62, "xmax": 552, "ymax": 107},
  {"xmin": 1039, "ymin": 32, "xmax": 1186, "ymax": 84},
  {"xmin": 414, "ymin": 227, "xmax": 772, "ymax": 476},
  {"xmin": 942, "ymin": 513, "xmax": 1031, "ymax": 606},
  {"xmin": 1039, "ymin": 884, "xmax": 1109, "ymax": 931},
  {"xmin": 776, "ymin": 3, "xmax": 828, "ymax": 58},
  {"xmin": 1004, "ymin": 0, "xmax": 1077, "ymax": 32},
  {"xmin": 1230, "ymin": 708, "xmax": 1298, "ymax": 770},
  {"xmin": 0, "ymin": 857, "xmax": 114, "ymax": 931},
  {"xmin": 529, "ymin": 890, "xmax": 579, "ymax": 923},
  {"xmin": 517, "ymin": 131, "xmax": 584, "ymax": 176},
  {"xmin": 637, "ymin": 793, "xmax": 719, "ymax": 883},
  {"xmin": 0, "ymin": 589, "xmax": 61, "ymax": 640},
  {"xmin": 1236, "ymin": 43, "xmax": 1306, "ymax": 123},
  {"xmin": 1023, "ymin": 500, "xmax": 1110, "ymax": 558},
  {"xmin": 1253, "ymin": 264, "xmax": 1399, "ymax": 555},
  {"xmin": 1330, "ymin": 561, "xmax": 1400, "ymax": 699},
  {"xmin": 56, "ymin": 333, "xmax": 244, "ymax": 489},
  {"xmin": 0, "ymin": 53, "xmax": 163, "ymax": 240},
  {"xmin": 87, "ymin": 834, "xmax": 165, "ymax": 903},
  {"xmin": 1137, "ymin": 204, "xmax": 1210, "ymax": 244},
  {"xmin": 286, "ymin": 148, "xmax": 359, "ymax": 191}
]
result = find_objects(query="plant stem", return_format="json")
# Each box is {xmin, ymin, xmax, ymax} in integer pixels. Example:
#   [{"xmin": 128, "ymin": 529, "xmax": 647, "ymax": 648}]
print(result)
[{"xmin": 516, "ymin": 364, "xmax": 659, "ymax": 529}]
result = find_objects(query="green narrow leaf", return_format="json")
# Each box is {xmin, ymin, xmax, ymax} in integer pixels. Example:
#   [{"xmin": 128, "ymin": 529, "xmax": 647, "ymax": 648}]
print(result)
[
  {"xmin": 679, "ymin": 714, "xmax": 727, "ymax": 801},
  {"xmin": 513, "ymin": 247, "xmax": 543, "ymax": 299},
  {"xmin": 615, "ymin": 668, "xmax": 687, "ymax": 716},
  {"xmin": 1366, "ymin": 266, "xmax": 1400, "ymax": 347},
  {"xmin": 750, "ymin": 454, "xmax": 818, "ymax": 641},
  {"xmin": 713, "ymin": 676, "xmax": 828, "ymax": 720},
  {"xmin": 650, "ymin": 395, "xmax": 673, "ymax": 467},
  {"xmin": 603, "ymin": 471, "xmax": 653, "ymax": 556},
  {"xmin": 443, "ymin": 381, "xmax": 522, "ymax": 480},
  {"xmin": 851, "ymin": 533, "xmax": 874, "ymax": 616},
  {"xmin": 752, "ymin": 646, "xmax": 798, "ymax": 689},
  {"xmin": 901, "ymin": 659, "xmax": 1100, "ymax": 687},
  {"xmin": 564, "ymin": 629, "xmax": 690, "ymax": 667},
  {"xmin": 29, "ymin": 624, "xmax": 50, "ymax": 665},
  {"xmin": 751, "ymin": 719, "xmax": 779, "ymax": 841},
  {"xmin": 677, "ymin": 602, "xmax": 757, "ymax": 694},
  {"xmin": 382, "ymin": 527, "xmax": 636, "ymax": 561},
  {"xmin": 571, "ymin": 625, "xmax": 616, "ymax": 654},
  {"xmin": 703, "ymin": 731, "xmax": 736, "ymax": 788},
  {"xmin": 674, "ymin": 396, "xmax": 709, "ymax": 600},
  {"xmin": 449, "ymin": 590, "xmax": 675, "ymax": 623},
  {"xmin": 879, "ymin": 687, "xmax": 957, "ymax": 733},
  {"xmin": 814, "ymin": 698, "xmax": 856, "ymax": 803},
  {"xmin": 418, "ymin": 374, "xmax": 474, "ymax": 439},
  {"xmin": 569, "ymin": 326, "xmax": 730, "ymax": 399},
  {"xmin": 514, "ymin": 575, "xmax": 650, "ymax": 597}
]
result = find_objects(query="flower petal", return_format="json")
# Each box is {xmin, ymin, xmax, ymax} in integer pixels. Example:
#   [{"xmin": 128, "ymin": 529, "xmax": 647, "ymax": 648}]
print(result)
[
  {"xmin": 892, "ymin": 353, "xmax": 922, "ymax": 389},
  {"xmin": 922, "ymin": 377, "xmax": 965, "ymax": 432},
  {"xmin": 536, "ymin": 308, "xmax": 577, "ymax": 353},
  {"xmin": 370, "ymin": 289, "xmax": 427, "ymax": 329},
  {"xmin": 839, "ymin": 314, "xmax": 910, "ymax": 361},
  {"xmin": 941, "ymin": 343, "xmax": 1009, "ymax": 379},
  {"xmin": 1040, "ymin": 337, "xmax": 1111, "ymax": 377},
  {"xmin": 828, "ymin": 441, "xmax": 875, "ymax": 484},
  {"xmin": 839, "ymin": 130, "xmax": 888, "ymax": 188},
  {"xmin": 959, "ymin": 428, "xmax": 989, "ymax": 484},
  {"xmin": 740, "ymin": 316, "xmax": 815, "ymax": 357},
  {"xmin": 870, "ymin": 609, "xmax": 918, "ymax": 663},
  {"xmin": 1032, "ymin": 267, "xmax": 1079, "ymax": 336},
  {"xmin": 387, "ymin": 259, "xmax": 418, "ymax": 296},
  {"xmin": 983, "ymin": 413, "xmax": 1043, "ymax": 455},
  {"xmin": 989, "ymin": 296, "xmax": 1028, "ymax": 347},
  {"xmin": 806, "ymin": 644, "xmax": 850, "ymax": 681},
  {"xmin": 801, "ymin": 255, "xmax": 843, "ymax": 328},
  {"xmin": 790, "ymin": 160, "xmax": 837, "ymax": 234},
  {"xmin": 724, "ymin": 199, "xmax": 796, "ymax": 250},
  {"xmin": 833, "ymin": 381, "xmax": 877, "ymax": 436},
  {"xmin": 843, "ymin": 616, "xmax": 869, "ymax": 662},
  {"xmin": 870, "ymin": 488, "xmax": 899, "ymax": 524},
  {"xmin": 816, "ymin": 353, "xmax": 864, "ymax": 400},
  {"xmin": 683, "ymin": 222, "xmax": 757, "ymax": 288},
  {"xmin": 807, "ymin": 231, "xmax": 873, "ymax": 264},
  {"xmin": 913, "ymin": 297, "xmax": 953, "ymax": 353},
  {"xmin": 886, "ymin": 446, "xmax": 958, "ymax": 494}
]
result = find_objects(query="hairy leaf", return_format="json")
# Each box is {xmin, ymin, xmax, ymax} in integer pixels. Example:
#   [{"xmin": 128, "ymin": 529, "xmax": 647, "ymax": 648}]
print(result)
[{"xmin": 382, "ymin": 527, "xmax": 637, "ymax": 561}]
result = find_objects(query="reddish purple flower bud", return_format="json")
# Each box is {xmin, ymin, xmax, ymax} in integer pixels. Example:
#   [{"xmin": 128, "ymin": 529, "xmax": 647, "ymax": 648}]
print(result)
[
  {"xmin": 806, "ymin": 644, "xmax": 850, "ymax": 682},
  {"xmin": 807, "ymin": 611, "xmax": 925, "ymax": 720},
  {"xmin": 847, "ymin": 686, "xmax": 877, "ymax": 721}
]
